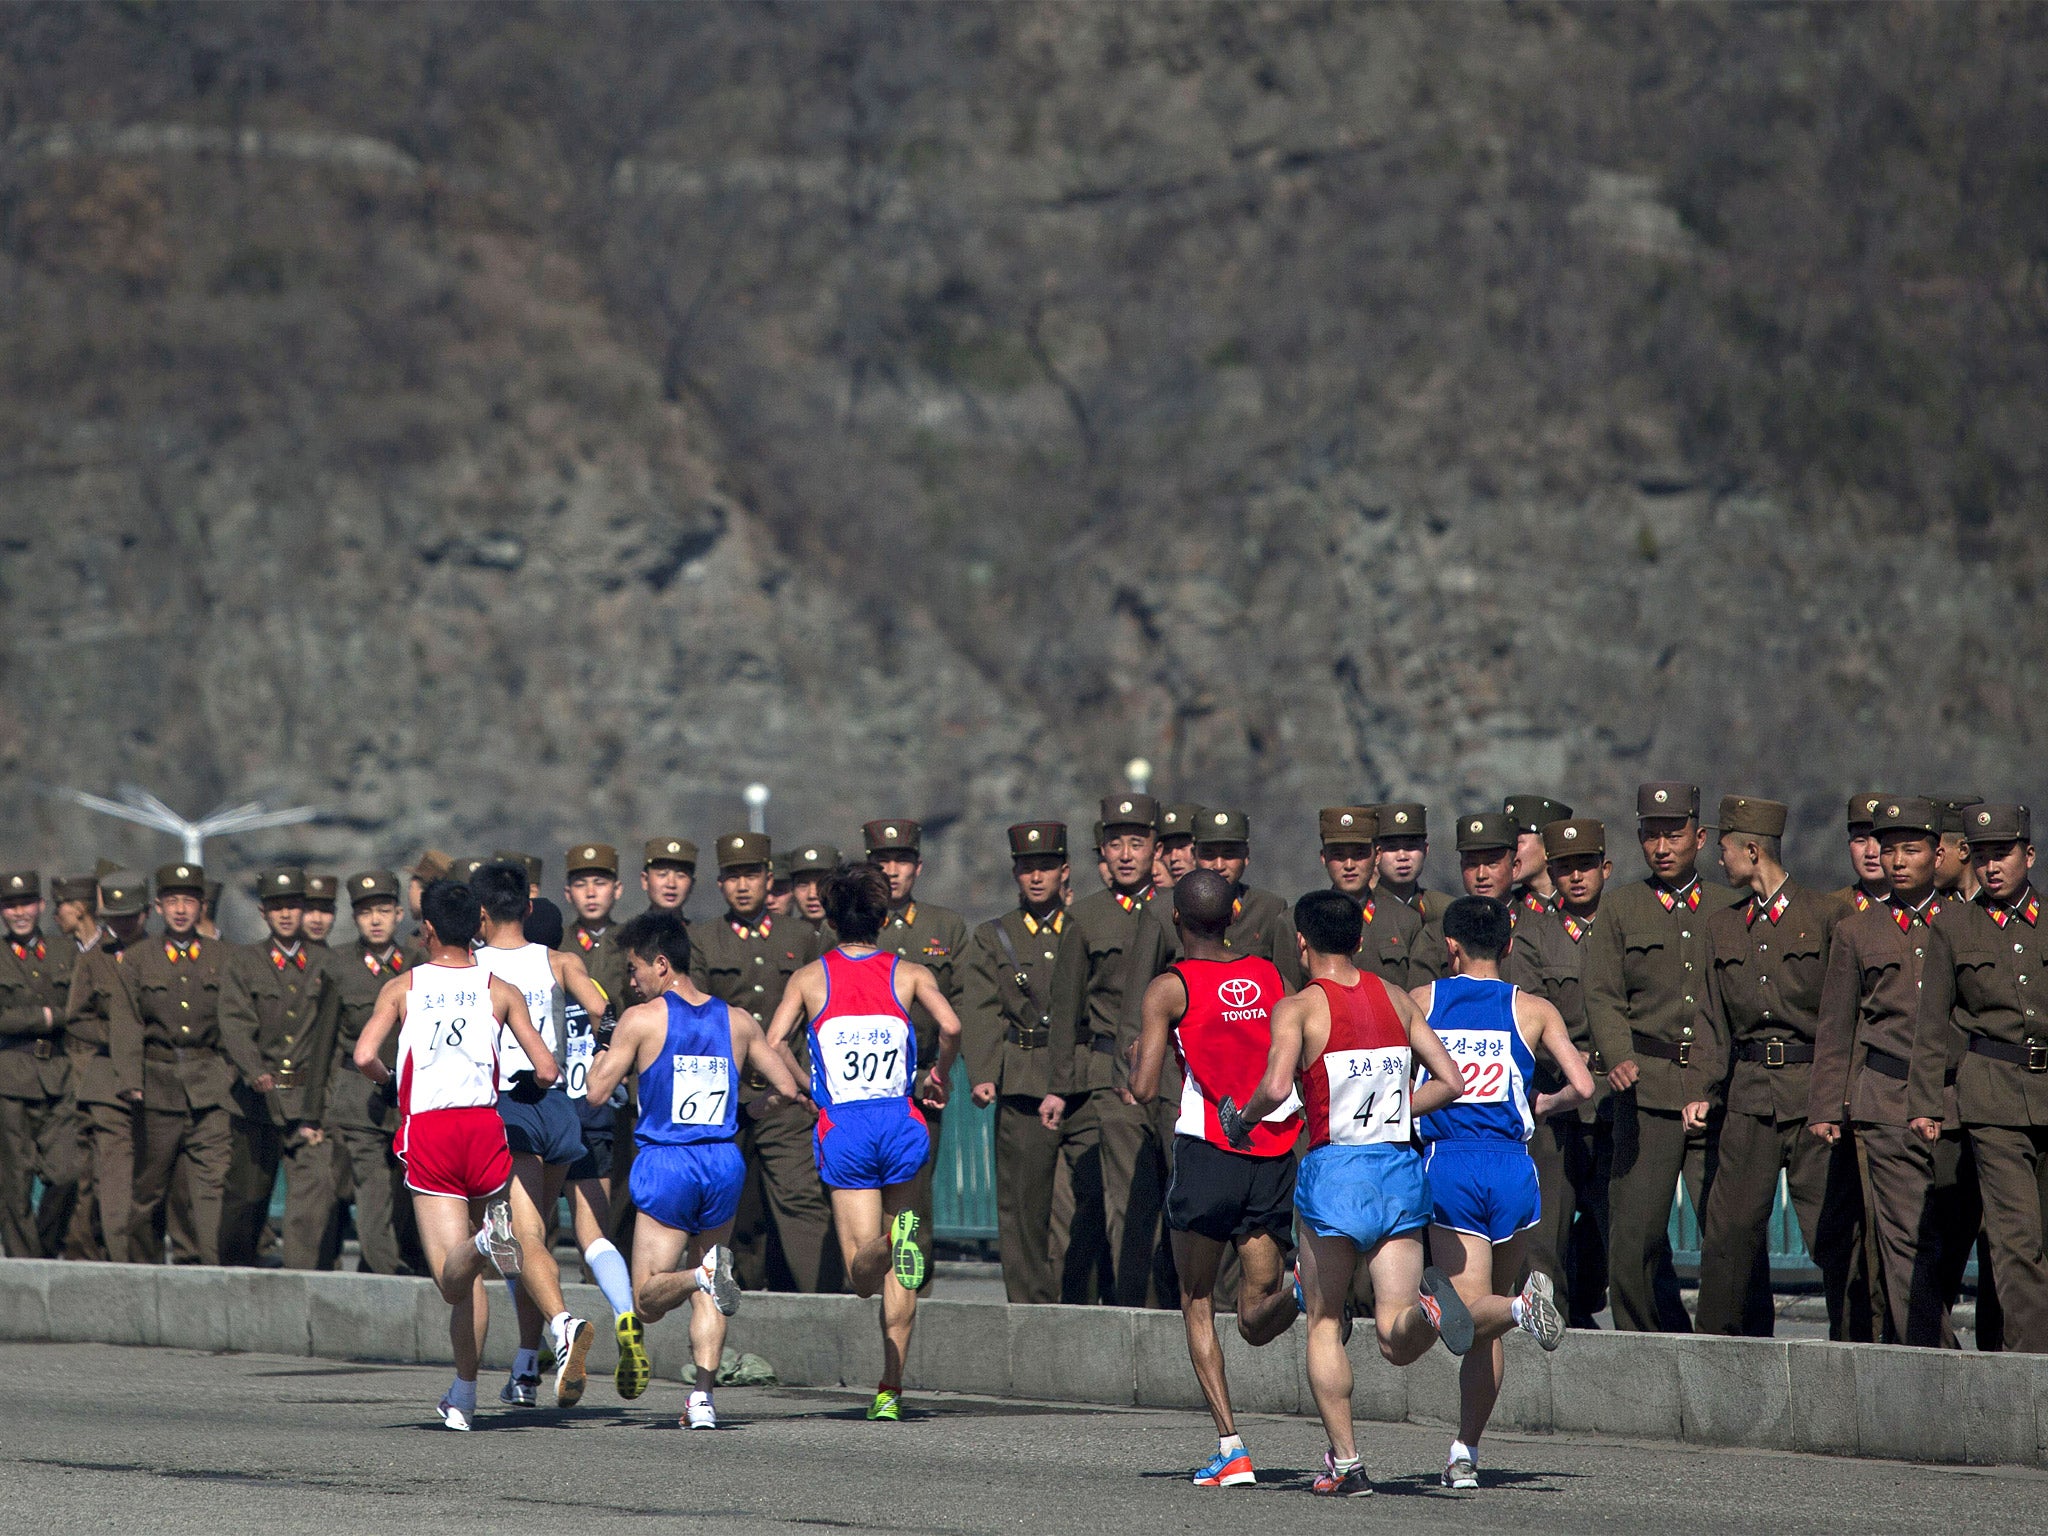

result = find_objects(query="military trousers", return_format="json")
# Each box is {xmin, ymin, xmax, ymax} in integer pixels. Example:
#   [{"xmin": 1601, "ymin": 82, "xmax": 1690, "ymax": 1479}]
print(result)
[
  {"xmin": 82, "ymin": 1100, "xmax": 138, "ymax": 1262},
  {"xmin": 1696, "ymin": 1110, "xmax": 1841, "ymax": 1335},
  {"xmin": 1096, "ymin": 1091, "xmax": 1176, "ymax": 1308},
  {"xmin": 1529, "ymin": 1110, "xmax": 1617, "ymax": 1325},
  {"xmin": 0, "ymin": 1091, "xmax": 83, "ymax": 1258},
  {"xmin": 1606, "ymin": 1095, "xmax": 1709, "ymax": 1332},
  {"xmin": 333, "ymin": 1124, "xmax": 406, "ymax": 1272},
  {"xmin": 735, "ymin": 1097, "xmax": 835, "ymax": 1293},
  {"xmin": 1855, "ymin": 1121, "xmax": 1956, "ymax": 1347},
  {"xmin": 994, "ymin": 1091, "xmax": 1104, "ymax": 1304},
  {"xmin": 1963, "ymin": 1125, "xmax": 2048, "ymax": 1353},
  {"xmin": 1932, "ymin": 1130, "xmax": 1999, "ymax": 1348},
  {"xmin": 133, "ymin": 1103, "xmax": 230, "ymax": 1265}
]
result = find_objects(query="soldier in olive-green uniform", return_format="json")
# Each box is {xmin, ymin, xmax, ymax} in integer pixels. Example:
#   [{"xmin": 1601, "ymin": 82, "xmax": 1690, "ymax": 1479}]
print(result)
[
  {"xmin": 1374, "ymin": 803, "xmax": 1444, "ymax": 924},
  {"xmin": 1504, "ymin": 795, "xmax": 1572, "ymax": 917},
  {"xmin": 300, "ymin": 874, "xmax": 339, "ymax": 946},
  {"xmin": 1156, "ymin": 803, "xmax": 1204, "ymax": 887},
  {"xmin": 110, "ymin": 862, "xmax": 238, "ymax": 1265},
  {"xmin": 1688, "ymin": 796, "xmax": 1859, "ymax": 1338},
  {"xmin": 1189, "ymin": 810, "xmax": 1303, "ymax": 988},
  {"xmin": 0, "ymin": 870, "xmax": 83, "ymax": 1256},
  {"xmin": 1833, "ymin": 794, "xmax": 1890, "ymax": 916},
  {"xmin": 1410, "ymin": 812, "xmax": 1523, "ymax": 983},
  {"xmin": 1588, "ymin": 783, "xmax": 1744, "ymax": 1332},
  {"xmin": 1316, "ymin": 807, "xmax": 1423, "ymax": 989},
  {"xmin": 641, "ymin": 836, "xmax": 697, "ymax": 918},
  {"xmin": 788, "ymin": 842, "xmax": 841, "ymax": 942},
  {"xmin": 48, "ymin": 873, "xmax": 105, "ymax": 1258},
  {"xmin": 217, "ymin": 867, "xmax": 343, "ymax": 1268},
  {"xmin": 562, "ymin": 844, "xmax": 629, "ymax": 1013},
  {"xmin": 963, "ymin": 822, "xmax": 1098, "ymax": 1303},
  {"xmin": 692, "ymin": 832, "xmax": 831, "ymax": 1292},
  {"xmin": 66, "ymin": 873, "xmax": 150, "ymax": 1261}
]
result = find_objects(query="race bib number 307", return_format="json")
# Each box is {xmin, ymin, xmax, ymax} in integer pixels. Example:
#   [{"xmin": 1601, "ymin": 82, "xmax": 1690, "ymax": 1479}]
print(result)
[
  {"xmin": 818, "ymin": 1016, "xmax": 911, "ymax": 1103},
  {"xmin": 1326, "ymin": 1047, "xmax": 1412, "ymax": 1145},
  {"xmin": 669, "ymin": 1054, "xmax": 730, "ymax": 1126},
  {"xmin": 1436, "ymin": 1030, "xmax": 1513, "ymax": 1104}
]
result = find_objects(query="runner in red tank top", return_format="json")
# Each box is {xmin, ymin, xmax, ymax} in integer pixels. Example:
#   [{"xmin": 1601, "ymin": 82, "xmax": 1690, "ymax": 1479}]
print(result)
[
  {"xmin": 1226, "ymin": 890, "xmax": 1471, "ymax": 1495},
  {"xmin": 1128, "ymin": 872, "xmax": 1304, "ymax": 1490}
]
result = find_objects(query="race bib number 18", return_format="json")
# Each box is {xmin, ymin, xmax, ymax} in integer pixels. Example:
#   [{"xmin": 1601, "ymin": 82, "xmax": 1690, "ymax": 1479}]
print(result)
[
  {"xmin": 1326, "ymin": 1047, "xmax": 1411, "ymax": 1145},
  {"xmin": 819, "ymin": 1016, "xmax": 911, "ymax": 1103},
  {"xmin": 669, "ymin": 1054, "xmax": 730, "ymax": 1126}
]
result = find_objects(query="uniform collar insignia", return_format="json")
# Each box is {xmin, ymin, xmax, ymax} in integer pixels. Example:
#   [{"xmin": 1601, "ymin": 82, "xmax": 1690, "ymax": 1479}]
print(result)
[
  {"xmin": 1112, "ymin": 885, "xmax": 1154, "ymax": 913},
  {"xmin": 1021, "ymin": 909, "xmax": 1063, "ymax": 936},
  {"xmin": 167, "ymin": 938, "xmax": 200, "ymax": 962},
  {"xmin": 9, "ymin": 937, "xmax": 44, "ymax": 961},
  {"xmin": 1560, "ymin": 911, "xmax": 1591, "ymax": 944},
  {"xmin": 729, "ymin": 915, "xmax": 771, "ymax": 940},
  {"xmin": 1652, "ymin": 877, "xmax": 1702, "ymax": 913},
  {"xmin": 1890, "ymin": 893, "xmax": 1941, "ymax": 932},
  {"xmin": 1746, "ymin": 883, "xmax": 1792, "ymax": 928},
  {"xmin": 891, "ymin": 902, "xmax": 917, "ymax": 927},
  {"xmin": 1984, "ymin": 887, "xmax": 2040, "ymax": 928}
]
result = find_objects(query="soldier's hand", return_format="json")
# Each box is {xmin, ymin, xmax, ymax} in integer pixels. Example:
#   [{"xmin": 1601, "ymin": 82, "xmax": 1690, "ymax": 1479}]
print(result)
[
  {"xmin": 294, "ymin": 1124, "xmax": 324, "ymax": 1145},
  {"xmin": 1809, "ymin": 1120, "xmax": 1841, "ymax": 1145},
  {"xmin": 1037, "ymin": 1094, "xmax": 1065, "ymax": 1130},
  {"xmin": 1680, "ymin": 1100, "xmax": 1711, "ymax": 1132},
  {"xmin": 1909, "ymin": 1115, "xmax": 1942, "ymax": 1143},
  {"xmin": 1606, "ymin": 1058, "xmax": 1640, "ymax": 1092},
  {"xmin": 252, "ymin": 1072, "xmax": 277, "ymax": 1093},
  {"xmin": 119, "ymin": 1088, "xmax": 143, "ymax": 1105},
  {"xmin": 971, "ymin": 1081, "xmax": 996, "ymax": 1108}
]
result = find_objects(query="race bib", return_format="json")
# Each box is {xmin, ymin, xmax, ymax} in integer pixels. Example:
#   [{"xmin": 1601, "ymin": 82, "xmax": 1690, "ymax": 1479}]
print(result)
[
  {"xmin": 1436, "ymin": 1029, "xmax": 1512, "ymax": 1104},
  {"xmin": 564, "ymin": 1030, "xmax": 594, "ymax": 1100},
  {"xmin": 669, "ymin": 1053, "xmax": 731, "ymax": 1126},
  {"xmin": 1326, "ymin": 1046, "xmax": 1412, "ymax": 1145},
  {"xmin": 818, "ymin": 1016, "xmax": 911, "ymax": 1104}
]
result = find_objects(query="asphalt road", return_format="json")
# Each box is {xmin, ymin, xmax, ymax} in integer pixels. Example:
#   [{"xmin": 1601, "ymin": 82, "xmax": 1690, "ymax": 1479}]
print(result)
[{"xmin": 4, "ymin": 1343, "xmax": 2038, "ymax": 1535}]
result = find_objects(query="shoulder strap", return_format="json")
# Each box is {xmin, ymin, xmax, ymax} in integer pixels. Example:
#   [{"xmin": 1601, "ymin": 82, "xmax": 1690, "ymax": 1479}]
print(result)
[{"xmin": 991, "ymin": 919, "xmax": 1048, "ymax": 1025}]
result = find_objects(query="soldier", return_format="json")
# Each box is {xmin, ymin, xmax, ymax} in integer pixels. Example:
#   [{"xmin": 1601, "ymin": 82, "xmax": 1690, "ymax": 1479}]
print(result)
[
  {"xmin": 691, "ymin": 832, "xmax": 830, "ymax": 1293},
  {"xmin": 642, "ymin": 837, "xmax": 697, "ymax": 918},
  {"xmin": 492, "ymin": 851, "xmax": 543, "ymax": 899},
  {"xmin": 1317, "ymin": 807, "xmax": 1422, "ymax": 990},
  {"xmin": 788, "ymin": 842, "xmax": 840, "ymax": 938},
  {"xmin": 1836, "ymin": 795, "xmax": 1890, "ymax": 914},
  {"xmin": 1809, "ymin": 797, "xmax": 1956, "ymax": 1346},
  {"xmin": 198, "ymin": 880, "xmax": 225, "ymax": 941},
  {"xmin": 865, "ymin": 819, "xmax": 967, "ymax": 1288},
  {"xmin": 1045, "ymin": 795, "xmax": 1166, "ymax": 1307},
  {"xmin": 767, "ymin": 855, "xmax": 796, "ymax": 918},
  {"xmin": 562, "ymin": 844, "xmax": 628, "ymax": 1009},
  {"xmin": 1374, "ymin": 804, "xmax": 1443, "ymax": 924},
  {"xmin": 1920, "ymin": 804, "xmax": 2046, "ymax": 1351},
  {"xmin": 1686, "ymin": 796, "xmax": 1861, "ymax": 1338},
  {"xmin": 0, "ymin": 870, "xmax": 82, "ymax": 1257},
  {"xmin": 51, "ymin": 874, "xmax": 100, "ymax": 951},
  {"xmin": 216, "ymin": 868, "xmax": 342, "ymax": 1268},
  {"xmin": 1157, "ymin": 804, "xmax": 1205, "ymax": 887},
  {"xmin": 1409, "ymin": 813, "xmax": 1522, "ymax": 983},
  {"xmin": 65, "ymin": 872, "xmax": 150, "ymax": 1262},
  {"xmin": 407, "ymin": 850, "xmax": 453, "ymax": 923},
  {"xmin": 1586, "ymin": 782, "xmax": 1743, "ymax": 1333},
  {"xmin": 1504, "ymin": 795, "xmax": 1573, "ymax": 915},
  {"xmin": 111, "ymin": 862, "xmax": 237, "ymax": 1264},
  {"xmin": 963, "ymin": 822, "xmax": 1094, "ymax": 1303},
  {"xmin": 1931, "ymin": 796, "xmax": 1986, "ymax": 903},
  {"xmin": 50, "ymin": 873, "xmax": 104, "ymax": 1258},
  {"xmin": 1191, "ymin": 810, "xmax": 1304, "ymax": 989},
  {"xmin": 317, "ymin": 870, "xmax": 422, "ymax": 1274},
  {"xmin": 301, "ymin": 875, "xmax": 339, "ymax": 946}
]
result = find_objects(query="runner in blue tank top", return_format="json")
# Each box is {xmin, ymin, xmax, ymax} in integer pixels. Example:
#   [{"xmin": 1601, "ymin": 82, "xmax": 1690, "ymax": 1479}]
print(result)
[
  {"xmin": 1409, "ymin": 896, "xmax": 1594, "ymax": 1490},
  {"xmin": 587, "ymin": 911, "xmax": 807, "ymax": 1430}
]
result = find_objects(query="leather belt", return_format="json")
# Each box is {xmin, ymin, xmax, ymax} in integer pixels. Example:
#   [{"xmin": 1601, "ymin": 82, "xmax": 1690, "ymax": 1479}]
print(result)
[
  {"xmin": 1, "ymin": 1038, "xmax": 55, "ymax": 1059},
  {"xmin": 1968, "ymin": 1034, "xmax": 2048, "ymax": 1073},
  {"xmin": 1005, "ymin": 1024, "xmax": 1050, "ymax": 1049},
  {"xmin": 1631, "ymin": 1030, "xmax": 1692, "ymax": 1068},
  {"xmin": 1862, "ymin": 1045, "xmax": 1957, "ymax": 1085},
  {"xmin": 1736, "ymin": 1038, "xmax": 1814, "ymax": 1067}
]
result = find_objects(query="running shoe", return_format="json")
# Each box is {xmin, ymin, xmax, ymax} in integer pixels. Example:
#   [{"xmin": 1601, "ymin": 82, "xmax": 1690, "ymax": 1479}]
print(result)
[
  {"xmin": 866, "ymin": 1386, "xmax": 902, "ymax": 1422},
  {"xmin": 697, "ymin": 1244, "xmax": 741, "ymax": 1317},
  {"xmin": 1312, "ymin": 1449, "xmax": 1373, "ymax": 1498},
  {"xmin": 552, "ymin": 1314, "xmax": 594, "ymax": 1408},
  {"xmin": 1517, "ymin": 1269, "xmax": 1566, "ymax": 1352},
  {"xmin": 1192, "ymin": 1445, "xmax": 1256, "ymax": 1488},
  {"xmin": 889, "ymin": 1210, "xmax": 925, "ymax": 1292},
  {"xmin": 1419, "ymin": 1266, "xmax": 1476, "ymax": 1357},
  {"xmin": 685, "ymin": 1390, "xmax": 718, "ymax": 1431},
  {"xmin": 476, "ymin": 1200, "xmax": 521, "ymax": 1278},
  {"xmin": 437, "ymin": 1396, "xmax": 472, "ymax": 1432},
  {"xmin": 498, "ymin": 1374, "xmax": 538, "ymax": 1408},
  {"xmin": 614, "ymin": 1312, "xmax": 652, "ymax": 1399},
  {"xmin": 1442, "ymin": 1454, "xmax": 1479, "ymax": 1490}
]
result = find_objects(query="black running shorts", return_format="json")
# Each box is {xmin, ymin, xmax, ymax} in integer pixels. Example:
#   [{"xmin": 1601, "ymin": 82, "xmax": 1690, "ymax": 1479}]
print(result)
[{"xmin": 1164, "ymin": 1133, "xmax": 1296, "ymax": 1244}]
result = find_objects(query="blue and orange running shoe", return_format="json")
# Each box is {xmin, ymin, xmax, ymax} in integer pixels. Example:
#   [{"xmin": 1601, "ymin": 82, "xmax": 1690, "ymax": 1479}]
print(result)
[{"xmin": 1192, "ymin": 1444, "xmax": 1256, "ymax": 1488}]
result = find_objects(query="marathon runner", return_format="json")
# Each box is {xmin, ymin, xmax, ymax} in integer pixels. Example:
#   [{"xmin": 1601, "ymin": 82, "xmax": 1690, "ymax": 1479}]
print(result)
[
  {"xmin": 765, "ymin": 862, "xmax": 962, "ymax": 1422},
  {"xmin": 1411, "ymin": 895, "xmax": 1594, "ymax": 1489},
  {"xmin": 1222, "ymin": 889, "xmax": 1475, "ymax": 1496},
  {"xmin": 1128, "ymin": 870, "xmax": 1300, "ymax": 1489},
  {"xmin": 351, "ymin": 878, "xmax": 556, "ymax": 1431},
  {"xmin": 469, "ymin": 862, "xmax": 609, "ymax": 1408},
  {"xmin": 587, "ymin": 911, "xmax": 807, "ymax": 1428}
]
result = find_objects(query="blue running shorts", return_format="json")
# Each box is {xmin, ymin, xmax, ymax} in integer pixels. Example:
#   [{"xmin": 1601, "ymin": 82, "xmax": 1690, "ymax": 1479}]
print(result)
[
  {"xmin": 629, "ymin": 1141, "xmax": 746, "ymax": 1234},
  {"xmin": 1423, "ymin": 1139, "xmax": 1542, "ymax": 1244},
  {"xmin": 1294, "ymin": 1141, "xmax": 1433, "ymax": 1251},
  {"xmin": 497, "ymin": 1087, "xmax": 586, "ymax": 1167},
  {"xmin": 814, "ymin": 1102, "xmax": 931, "ymax": 1191}
]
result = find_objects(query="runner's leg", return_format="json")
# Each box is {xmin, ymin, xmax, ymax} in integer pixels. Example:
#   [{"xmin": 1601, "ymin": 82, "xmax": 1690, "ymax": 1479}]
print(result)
[
  {"xmin": 1363, "ymin": 1232, "xmax": 1441, "ymax": 1366},
  {"xmin": 1432, "ymin": 1225, "xmax": 1523, "ymax": 1450},
  {"xmin": 1298, "ymin": 1226, "xmax": 1361, "ymax": 1461},
  {"xmin": 1169, "ymin": 1228, "xmax": 1234, "ymax": 1438},
  {"xmin": 1231, "ymin": 1230, "xmax": 1296, "ymax": 1346}
]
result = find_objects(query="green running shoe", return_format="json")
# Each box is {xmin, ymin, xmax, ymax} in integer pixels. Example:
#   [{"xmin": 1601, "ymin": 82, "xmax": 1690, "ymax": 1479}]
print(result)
[
  {"xmin": 889, "ymin": 1209, "xmax": 925, "ymax": 1291},
  {"xmin": 866, "ymin": 1386, "xmax": 902, "ymax": 1422},
  {"xmin": 614, "ymin": 1312, "xmax": 651, "ymax": 1400}
]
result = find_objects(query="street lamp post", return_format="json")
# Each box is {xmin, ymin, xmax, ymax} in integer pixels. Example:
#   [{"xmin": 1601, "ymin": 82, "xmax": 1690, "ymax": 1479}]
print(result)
[
  {"xmin": 44, "ymin": 784, "xmax": 321, "ymax": 867},
  {"xmin": 743, "ymin": 783, "xmax": 770, "ymax": 836}
]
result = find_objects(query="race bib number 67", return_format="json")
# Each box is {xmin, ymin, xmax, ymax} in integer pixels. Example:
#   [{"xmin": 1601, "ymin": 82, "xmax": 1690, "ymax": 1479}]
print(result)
[
  {"xmin": 818, "ymin": 1016, "xmax": 911, "ymax": 1103},
  {"xmin": 670, "ymin": 1054, "xmax": 730, "ymax": 1126}
]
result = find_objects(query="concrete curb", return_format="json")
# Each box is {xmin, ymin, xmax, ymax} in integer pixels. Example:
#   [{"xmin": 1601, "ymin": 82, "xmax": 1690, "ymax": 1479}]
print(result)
[{"xmin": 2, "ymin": 1258, "xmax": 2042, "ymax": 1468}]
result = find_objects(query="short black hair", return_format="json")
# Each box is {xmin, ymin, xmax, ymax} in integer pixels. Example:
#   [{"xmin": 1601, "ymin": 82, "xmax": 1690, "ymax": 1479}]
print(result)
[
  {"xmin": 421, "ymin": 879, "xmax": 482, "ymax": 948},
  {"xmin": 472, "ymin": 861, "xmax": 530, "ymax": 923},
  {"xmin": 1294, "ymin": 888, "xmax": 1364, "ymax": 957},
  {"xmin": 1443, "ymin": 895, "xmax": 1513, "ymax": 960},
  {"xmin": 1173, "ymin": 869, "xmax": 1234, "ymax": 939},
  {"xmin": 824, "ymin": 861, "xmax": 891, "ymax": 944},
  {"xmin": 616, "ymin": 909, "xmax": 691, "ymax": 973},
  {"xmin": 523, "ymin": 896, "xmax": 565, "ymax": 950}
]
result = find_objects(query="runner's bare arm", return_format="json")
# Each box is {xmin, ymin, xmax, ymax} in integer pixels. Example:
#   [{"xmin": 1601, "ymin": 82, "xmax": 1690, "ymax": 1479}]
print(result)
[
  {"xmin": 1390, "ymin": 984, "xmax": 1463, "ymax": 1117},
  {"xmin": 352, "ymin": 974, "xmax": 410, "ymax": 1082},
  {"xmin": 732, "ymin": 1005, "xmax": 806, "ymax": 1102},
  {"xmin": 903, "ymin": 959, "xmax": 962, "ymax": 1104},
  {"xmin": 1241, "ymin": 987, "xmax": 1316, "ymax": 1123},
  {"xmin": 551, "ymin": 949, "xmax": 612, "ymax": 1022},
  {"xmin": 1129, "ymin": 969, "xmax": 1186, "ymax": 1104},
  {"xmin": 765, "ymin": 959, "xmax": 823, "ymax": 1050},
  {"xmin": 493, "ymin": 976, "xmax": 557, "ymax": 1087},
  {"xmin": 586, "ymin": 997, "xmax": 664, "ymax": 1102},
  {"xmin": 1522, "ymin": 991, "xmax": 1595, "ymax": 1116}
]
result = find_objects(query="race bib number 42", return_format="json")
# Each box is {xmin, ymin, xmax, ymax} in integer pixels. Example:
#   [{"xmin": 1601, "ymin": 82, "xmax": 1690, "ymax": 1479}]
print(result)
[
  {"xmin": 1436, "ymin": 1030, "xmax": 1512, "ymax": 1104},
  {"xmin": 818, "ymin": 1016, "xmax": 911, "ymax": 1103},
  {"xmin": 1327, "ymin": 1047, "xmax": 1411, "ymax": 1145},
  {"xmin": 669, "ymin": 1054, "xmax": 730, "ymax": 1126}
]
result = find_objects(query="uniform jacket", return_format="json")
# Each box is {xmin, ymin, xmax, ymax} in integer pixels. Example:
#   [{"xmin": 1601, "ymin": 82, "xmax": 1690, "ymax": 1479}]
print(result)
[
  {"xmin": 109, "ymin": 936, "xmax": 238, "ymax": 1113},
  {"xmin": 1695, "ymin": 878, "xmax": 1836, "ymax": 1122},
  {"xmin": 64, "ymin": 932, "xmax": 139, "ymax": 1109},
  {"xmin": 1047, "ymin": 886, "xmax": 1159, "ymax": 1096},
  {"xmin": 1584, "ymin": 875, "xmax": 1742, "ymax": 1112},
  {"xmin": 1809, "ymin": 899, "xmax": 1951, "ymax": 1128},
  {"xmin": 323, "ymin": 938, "xmax": 422, "ymax": 1133},
  {"xmin": 218, "ymin": 937, "xmax": 342, "ymax": 1128},
  {"xmin": 1918, "ymin": 886, "xmax": 2048, "ymax": 1127},
  {"xmin": 961, "ymin": 906, "xmax": 1066, "ymax": 1101},
  {"xmin": 0, "ymin": 927, "xmax": 74, "ymax": 1100}
]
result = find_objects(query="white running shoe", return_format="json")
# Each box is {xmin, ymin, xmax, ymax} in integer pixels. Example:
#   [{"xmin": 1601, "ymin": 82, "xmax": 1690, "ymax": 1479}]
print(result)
[
  {"xmin": 498, "ymin": 1374, "xmax": 538, "ymax": 1408},
  {"xmin": 698, "ymin": 1244, "xmax": 740, "ymax": 1317},
  {"xmin": 437, "ymin": 1396, "xmax": 472, "ymax": 1432},
  {"xmin": 1442, "ymin": 1455, "xmax": 1478, "ymax": 1489},
  {"xmin": 685, "ymin": 1390, "xmax": 718, "ymax": 1431},
  {"xmin": 551, "ymin": 1314, "xmax": 594, "ymax": 1408},
  {"xmin": 1517, "ymin": 1270, "xmax": 1566, "ymax": 1352},
  {"xmin": 476, "ymin": 1200, "xmax": 522, "ymax": 1278}
]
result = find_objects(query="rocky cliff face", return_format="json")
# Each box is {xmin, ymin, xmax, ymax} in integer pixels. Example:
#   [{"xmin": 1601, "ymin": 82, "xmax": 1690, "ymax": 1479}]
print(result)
[{"xmin": 1, "ymin": 4, "xmax": 2042, "ymax": 928}]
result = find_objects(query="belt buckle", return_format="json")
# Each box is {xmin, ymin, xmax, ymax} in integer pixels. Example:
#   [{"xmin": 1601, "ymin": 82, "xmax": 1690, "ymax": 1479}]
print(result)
[
  {"xmin": 32, "ymin": 1039, "xmax": 52, "ymax": 1061},
  {"xmin": 1590, "ymin": 1051, "xmax": 1606, "ymax": 1074},
  {"xmin": 276, "ymin": 1066, "xmax": 299, "ymax": 1090},
  {"xmin": 1764, "ymin": 1039, "xmax": 1786, "ymax": 1069},
  {"xmin": 1677, "ymin": 1041, "xmax": 1692, "ymax": 1069},
  {"xmin": 2029, "ymin": 1042, "xmax": 2048, "ymax": 1074}
]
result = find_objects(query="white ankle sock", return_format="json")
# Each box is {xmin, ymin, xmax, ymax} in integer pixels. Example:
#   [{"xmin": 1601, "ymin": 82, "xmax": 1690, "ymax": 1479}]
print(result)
[
  {"xmin": 1219, "ymin": 1433, "xmax": 1245, "ymax": 1456},
  {"xmin": 513, "ymin": 1348, "xmax": 538, "ymax": 1379},
  {"xmin": 1450, "ymin": 1439, "xmax": 1476, "ymax": 1466},
  {"xmin": 449, "ymin": 1377, "xmax": 477, "ymax": 1413}
]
